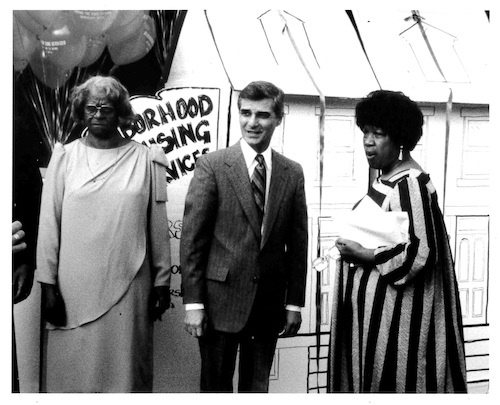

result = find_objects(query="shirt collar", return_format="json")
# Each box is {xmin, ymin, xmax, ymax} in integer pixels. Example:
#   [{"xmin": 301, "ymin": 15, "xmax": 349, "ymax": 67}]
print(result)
[{"xmin": 240, "ymin": 139, "xmax": 272, "ymax": 170}]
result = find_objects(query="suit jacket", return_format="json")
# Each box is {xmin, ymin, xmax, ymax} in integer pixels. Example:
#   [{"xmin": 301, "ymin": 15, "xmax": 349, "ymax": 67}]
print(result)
[
  {"xmin": 180, "ymin": 141, "xmax": 308, "ymax": 334},
  {"xmin": 13, "ymin": 150, "xmax": 42, "ymax": 272}
]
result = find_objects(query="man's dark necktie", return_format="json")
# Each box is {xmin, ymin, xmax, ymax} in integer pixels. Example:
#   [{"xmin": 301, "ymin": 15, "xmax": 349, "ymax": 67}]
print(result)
[{"xmin": 251, "ymin": 154, "xmax": 266, "ymax": 226}]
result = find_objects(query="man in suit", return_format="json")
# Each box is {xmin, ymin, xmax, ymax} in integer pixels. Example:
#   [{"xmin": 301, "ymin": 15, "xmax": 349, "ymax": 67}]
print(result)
[
  {"xmin": 12, "ymin": 149, "xmax": 43, "ymax": 392},
  {"xmin": 180, "ymin": 81, "xmax": 308, "ymax": 392}
]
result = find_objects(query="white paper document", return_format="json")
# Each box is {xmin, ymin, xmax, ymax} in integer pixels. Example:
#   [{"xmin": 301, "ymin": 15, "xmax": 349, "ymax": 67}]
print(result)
[{"xmin": 337, "ymin": 196, "xmax": 410, "ymax": 249}]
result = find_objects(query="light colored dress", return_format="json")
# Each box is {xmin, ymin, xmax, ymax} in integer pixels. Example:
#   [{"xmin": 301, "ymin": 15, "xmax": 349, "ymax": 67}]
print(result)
[
  {"xmin": 37, "ymin": 139, "xmax": 171, "ymax": 392},
  {"xmin": 328, "ymin": 168, "xmax": 467, "ymax": 393}
]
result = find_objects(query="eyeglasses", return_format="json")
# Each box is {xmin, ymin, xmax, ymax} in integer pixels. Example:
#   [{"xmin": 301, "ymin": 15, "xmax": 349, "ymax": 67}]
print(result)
[
  {"xmin": 312, "ymin": 245, "xmax": 340, "ymax": 272},
  {"xmin": 85, "ymin": 104, "xmax": 115, "ymax": 116}
]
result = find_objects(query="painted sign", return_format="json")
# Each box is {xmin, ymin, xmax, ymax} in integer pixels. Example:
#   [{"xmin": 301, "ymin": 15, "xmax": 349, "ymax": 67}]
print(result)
[{"xmin": 127, "ymin": 87, "xmax": 220, "ymax": 183}]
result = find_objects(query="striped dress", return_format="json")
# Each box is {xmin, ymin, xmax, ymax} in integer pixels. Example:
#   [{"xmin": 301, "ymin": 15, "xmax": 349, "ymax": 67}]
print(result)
[{"xmin": 327, "ymin": 169, "xmax": 467, "ymax": 393}]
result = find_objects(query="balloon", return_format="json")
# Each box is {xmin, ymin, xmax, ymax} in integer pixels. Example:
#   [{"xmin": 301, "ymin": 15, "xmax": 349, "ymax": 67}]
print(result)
[
  {"xmin": 105, "ymin": 11, "xmax": 145, "ymax": 45},
  {"xmin": 13, "ymin": 10, "xmax": 46, "ymax": 36},
  {"xmin": 77, "ymin": 35, "xmax": 106, "ymax": 67},
  {"xmin": 38, "ymin": 13, "xmax": 88, "ymax": 70},
  {"xmin": 14, "ymin": 15, "xmax": 38, "ymax": 71},
  {"xmin": 106, "ymin": 10, "xmax": 147, "ymax": 32},
  {"xmin": 107, "ymin": 14, "xmax": 156, "ymax": 65},
  {"xmin": 15, "ymin": 58, "xmax": 29, "ymax": 73},
  {"xmin": 26, "ymin": 10, "xmax": 62, "ymax": 29},
  {"xmin": 70, "ymin": 10, "xmax": 118, "ymax": 37},
  {"xmin": 28, "ymin": 48, "xmax": 73, "ymax": 90}
]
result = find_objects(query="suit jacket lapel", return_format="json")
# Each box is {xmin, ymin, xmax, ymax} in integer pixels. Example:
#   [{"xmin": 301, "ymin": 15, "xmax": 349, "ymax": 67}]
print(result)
[
  {"xmin": 225, "ymin": 143, "xmax": 262, "ymax": 240},
  {"xmin": 261, "ymin": 151, "xmax": 289, "ymax": 249}
]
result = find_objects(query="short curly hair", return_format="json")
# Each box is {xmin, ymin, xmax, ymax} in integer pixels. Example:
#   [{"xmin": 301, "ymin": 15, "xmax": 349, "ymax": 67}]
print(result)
[
  {"xmin": 70, "ymin": 75, "xmax": 136, "ymax": 129},
  {"xmin": 238, "ymin": 81, "xmax": 285, "ymax": 119},
  {"xmin": 355, "ymin": 90, "xmax": 423, "ymax": 151}
]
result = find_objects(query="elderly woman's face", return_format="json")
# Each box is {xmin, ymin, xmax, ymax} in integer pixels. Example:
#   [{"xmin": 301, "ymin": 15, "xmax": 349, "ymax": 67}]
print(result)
[
  {"xmin": 83, "ymin": 88, "xmax": 118, "ymax": 137},
  {"xmin": 362, "ymin": 125, "xmax": 400, "ymax": 172}
]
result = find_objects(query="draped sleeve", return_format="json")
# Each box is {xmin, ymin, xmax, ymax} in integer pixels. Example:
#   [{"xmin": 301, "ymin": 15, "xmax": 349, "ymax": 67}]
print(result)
[
  {"xmin": 148, "ymin": 145, "xmax": 171, "ymax": 287},
  {"xmin": 36, "ymin": 143, "xmax": 67, "ymax": 285},
  {"xmin": 373, "ymin": 173, "xmax": 438, "ymax": 286}
]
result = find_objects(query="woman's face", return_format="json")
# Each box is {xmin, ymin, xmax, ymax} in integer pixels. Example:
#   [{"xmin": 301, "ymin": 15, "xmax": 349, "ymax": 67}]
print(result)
[
  {"xmin": 83, "ymin": 89, "xmax": 119, "ymax": 137},
  {"xmin": 362, "ymin": 125, "xmax": 400, "ymax": 172}
]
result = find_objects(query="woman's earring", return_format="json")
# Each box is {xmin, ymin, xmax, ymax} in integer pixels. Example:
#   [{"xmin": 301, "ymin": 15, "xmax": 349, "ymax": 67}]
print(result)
[{"xmin": 398, "ymin": 146, "xmax": 404, "ymax": 161}]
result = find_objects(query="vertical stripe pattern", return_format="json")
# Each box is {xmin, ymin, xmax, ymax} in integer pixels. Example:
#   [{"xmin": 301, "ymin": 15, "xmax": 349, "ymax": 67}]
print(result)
[
  {"xmin": 327, "ymin": 169, "xmax": 467, "ymax": 393},
  {"xmin": 251, "ymin": 154, "xmax": 266, "ymax": 225}
]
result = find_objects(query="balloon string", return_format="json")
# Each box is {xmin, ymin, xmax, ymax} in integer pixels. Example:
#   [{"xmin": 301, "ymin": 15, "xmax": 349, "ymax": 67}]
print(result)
[
  {"xmin": 24, "ymin": 67, "xmax": 76, "ymax": 150},
  {"xmin": 31, "ymin": 74, "xmax": 52, "ymax": 150}
]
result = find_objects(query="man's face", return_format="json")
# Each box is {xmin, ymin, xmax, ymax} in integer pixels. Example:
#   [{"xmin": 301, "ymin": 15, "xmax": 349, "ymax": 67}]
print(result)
[{"xmin": 239, "ymin": 98, "xmax": 282, "ymax": 153}]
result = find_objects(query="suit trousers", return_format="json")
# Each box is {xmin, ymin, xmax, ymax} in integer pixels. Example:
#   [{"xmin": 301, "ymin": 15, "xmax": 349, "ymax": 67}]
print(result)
[
  {"xmin": 12, "ymin": 314, "xmax": 19, "ymax": 393},
  {"xmin": 198, "ymin": 326, "xmax": 278, "ymax": 393}
]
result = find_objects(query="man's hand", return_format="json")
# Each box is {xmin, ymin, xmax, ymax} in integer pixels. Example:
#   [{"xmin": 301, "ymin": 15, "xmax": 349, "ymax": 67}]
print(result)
[
  {"xmin": 148, "ymin": 286, "xmax": 171, "ymax": 321},
  {"xmin": 281, "ymin": 310, "xmax": 302, "ymax": 337},
  {"xmin": 12, "ymin": 221, "xmax": 27, "ymax": 254},
  {"xmin": 13, "ymin": 264, "xmax": 34, "ymax": 304},
  {"xmin": 184, "ymin": 309, "xmax": 206, "ymax": 338},
  {"xmin": 41, "ymin": 283, "xmax": 66, "ymax": 327}
]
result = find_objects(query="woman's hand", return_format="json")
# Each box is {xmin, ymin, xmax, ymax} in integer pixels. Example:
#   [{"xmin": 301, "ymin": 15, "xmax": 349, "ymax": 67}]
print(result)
[
  {"xmin": 335, "ymin": 238, "xmax": 375, "ymax": 265},
  {"xmin": 41, "ymin": 283, "xmax": 67, "ymax": 327},
  {"xmin": 148, "ymin": 286, "xmax": 171, "ymax": 321}
]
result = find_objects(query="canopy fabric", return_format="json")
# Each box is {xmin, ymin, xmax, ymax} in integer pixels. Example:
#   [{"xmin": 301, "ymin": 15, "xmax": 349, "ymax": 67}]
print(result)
[{"xmin": 205, "ymin": 9, "xmax": 489, "ymax": 104}]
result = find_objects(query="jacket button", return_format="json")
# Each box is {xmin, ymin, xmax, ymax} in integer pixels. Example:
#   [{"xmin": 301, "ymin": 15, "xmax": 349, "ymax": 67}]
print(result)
[{"xmin": 252, "ymin": 276, "xmax": 258, "ymax": 283}]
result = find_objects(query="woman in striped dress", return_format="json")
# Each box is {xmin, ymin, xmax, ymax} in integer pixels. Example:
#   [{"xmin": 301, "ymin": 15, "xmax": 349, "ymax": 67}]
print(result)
[{"xmin": 327, "ymin": 90, "xmax": 467, "ymax": 393}]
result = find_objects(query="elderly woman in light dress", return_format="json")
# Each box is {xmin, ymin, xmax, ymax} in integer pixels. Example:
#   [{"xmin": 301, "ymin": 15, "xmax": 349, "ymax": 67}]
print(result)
[{"xmin": 37, "ymin": 75, "xmax": 171, "ymax": 392}]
